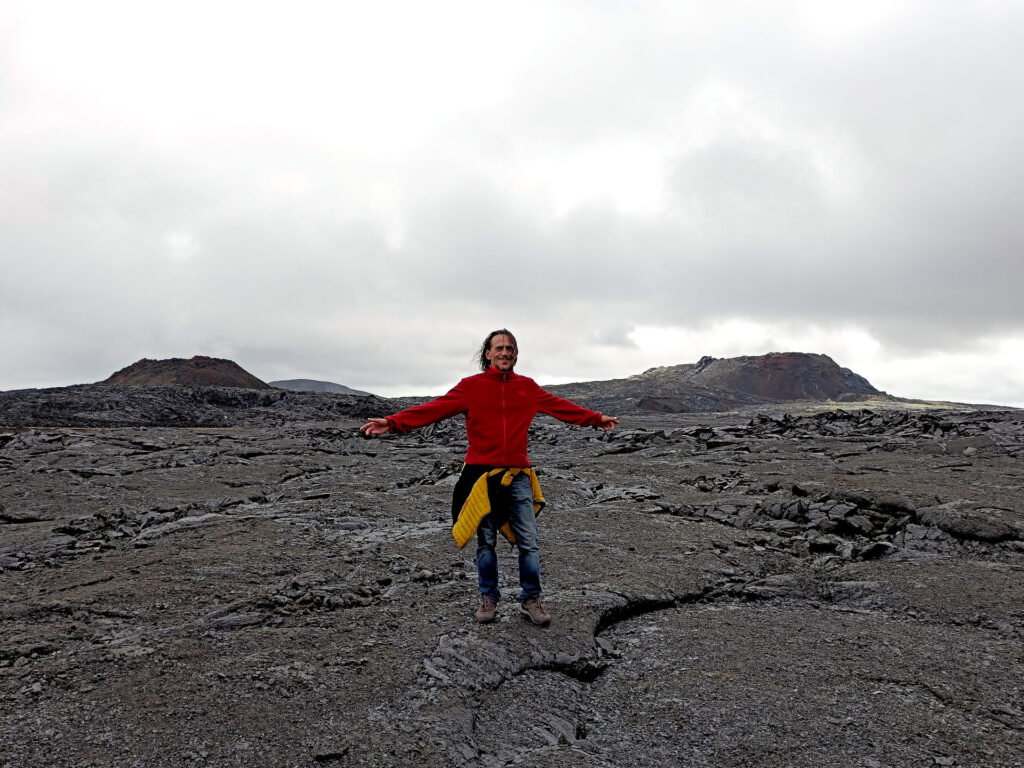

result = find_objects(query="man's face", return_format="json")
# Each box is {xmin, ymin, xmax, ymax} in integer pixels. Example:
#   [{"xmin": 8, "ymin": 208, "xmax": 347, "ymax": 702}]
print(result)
[{"xmin": 485, "ymin": 334, "xmax": 517, "ymax": 371}]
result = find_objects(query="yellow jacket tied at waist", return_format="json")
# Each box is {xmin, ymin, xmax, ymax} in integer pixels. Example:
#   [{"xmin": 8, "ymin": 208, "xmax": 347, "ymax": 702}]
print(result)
[{"xmin": 452, "ymin": 467, "xmax": 545, "ymax": 548}]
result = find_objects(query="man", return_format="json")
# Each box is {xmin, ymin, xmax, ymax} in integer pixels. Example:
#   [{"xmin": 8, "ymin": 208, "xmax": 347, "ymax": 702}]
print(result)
[{"xmin": 360, "ymin": 329, "xmax": 618, "ymax": 626}]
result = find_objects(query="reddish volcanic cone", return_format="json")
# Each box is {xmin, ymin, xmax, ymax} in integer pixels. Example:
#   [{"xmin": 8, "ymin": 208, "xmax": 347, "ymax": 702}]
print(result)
[
  {"xmin": 686, "ymin": 353, "xmax": 880, "ymax": 401},
  {"xmin": 102, "ymin": 356, "xmax": 270, "ymax": 389}
]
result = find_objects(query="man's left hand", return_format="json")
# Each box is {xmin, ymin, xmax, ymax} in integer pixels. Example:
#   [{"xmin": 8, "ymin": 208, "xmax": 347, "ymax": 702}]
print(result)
[
  {"xmin": 360, "ymin": 417, "xmax": 391, "ymax": 437},
  {"xmin": 599, "ymin": 415, "xmax": 619, "ymax": 431}
]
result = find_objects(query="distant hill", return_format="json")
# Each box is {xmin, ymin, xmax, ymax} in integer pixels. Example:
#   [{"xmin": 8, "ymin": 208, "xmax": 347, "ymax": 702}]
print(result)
[
  {"xmin": 270, "ymin": 379, "xmax": 372, "ymax": 397},
  {"xmin": 102, "ymin": 356, "xmax": 270, "ymax": 389},
  {"xmin": 547, "ymin": 352, "xmax": 884, "ymax": 413},
  {"xmin": 0, "ymin": 350, "xmax": 999, "ymax": 427}
]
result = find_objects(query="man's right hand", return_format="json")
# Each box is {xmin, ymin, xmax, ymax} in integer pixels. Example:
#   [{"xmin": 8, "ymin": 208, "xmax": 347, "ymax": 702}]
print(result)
[{"xmin": 359, "ymin": 418, "xmax": 391, "ymax": 437}]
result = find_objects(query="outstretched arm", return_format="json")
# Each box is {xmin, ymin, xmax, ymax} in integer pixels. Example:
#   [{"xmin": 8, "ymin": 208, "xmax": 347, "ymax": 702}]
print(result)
[
  {"xmin": 360, "ymin": 381, "xmax": 468, "ymax": 437},
  {"xmin": 537, "ymin": 388, "xmax": 618, "ymax": 430}
]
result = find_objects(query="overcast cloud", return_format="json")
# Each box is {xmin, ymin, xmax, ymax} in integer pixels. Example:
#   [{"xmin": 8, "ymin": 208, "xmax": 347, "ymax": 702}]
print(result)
[{"xmin": 2, "ymin": 0, "xmax": 1023, "ymax": 406}]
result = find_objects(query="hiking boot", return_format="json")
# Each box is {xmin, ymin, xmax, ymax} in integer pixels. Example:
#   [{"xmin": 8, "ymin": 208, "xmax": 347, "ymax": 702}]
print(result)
[
  {"xmin": 475, "ymin": 598, "xmax": 497, "ymax": 623},
  {"xmin": 519, "ymin": 597, "xmax": 551, "ymax": 626}
]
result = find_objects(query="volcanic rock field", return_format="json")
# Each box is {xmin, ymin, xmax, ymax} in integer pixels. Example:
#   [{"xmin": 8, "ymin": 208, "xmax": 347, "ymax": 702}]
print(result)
[{"xmin": 2, "ymin": 390, "xmax": 1024, "ymax": 767}]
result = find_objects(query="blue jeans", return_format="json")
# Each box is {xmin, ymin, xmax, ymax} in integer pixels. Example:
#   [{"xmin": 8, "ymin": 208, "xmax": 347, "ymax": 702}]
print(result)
[{"xmin": 476, "ymin": 474, "xmax": 541, "ymax": 602}]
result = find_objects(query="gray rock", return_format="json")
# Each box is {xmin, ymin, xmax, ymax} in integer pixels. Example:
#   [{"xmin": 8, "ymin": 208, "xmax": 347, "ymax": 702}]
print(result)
[
  {"xmin": 134, "ymin": 513, "xmax": 234, "ymax": 542},
  {"xmin": 917, "ymin": 501, "xmax": 1020, "ymax": 542},
  {"xmin": 1, "ymin": 402, "xmax": 1022, "ymax": 768}
]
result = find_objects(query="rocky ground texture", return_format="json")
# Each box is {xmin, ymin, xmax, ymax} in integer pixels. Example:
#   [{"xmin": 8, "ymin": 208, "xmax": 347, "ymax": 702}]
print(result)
[{"xmin": 2, "ymin": 404, "xmax": 1024, "ymax": 767}]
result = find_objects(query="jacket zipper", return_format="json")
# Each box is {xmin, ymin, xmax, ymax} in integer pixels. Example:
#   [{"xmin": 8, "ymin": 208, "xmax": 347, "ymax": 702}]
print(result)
[{"xmin": 500, "ymin": 373, "xmax": 507, "ymax": 463}]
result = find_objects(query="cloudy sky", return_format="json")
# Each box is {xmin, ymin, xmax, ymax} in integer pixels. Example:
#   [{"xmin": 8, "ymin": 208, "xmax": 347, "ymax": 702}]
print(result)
[{"xmin": 2, "ymin": 1, "xmax": 1023, "ymax": 405}]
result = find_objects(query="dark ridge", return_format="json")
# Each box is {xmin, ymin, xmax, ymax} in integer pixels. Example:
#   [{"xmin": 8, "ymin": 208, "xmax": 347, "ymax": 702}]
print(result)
[
  {"xmin": 270, "ymin": 379, "xmax": 373, "ymax": 397},
  {"xmin": 547, "ymin": 351, "xmax": 886, "ymax": 413},
  {"xmin": 0, "ymin": 384, "xmax": 396, "ymax": 428},
  {"xmin": 594, "ymin": 590, "xmax": 708, "ymax": 637}
]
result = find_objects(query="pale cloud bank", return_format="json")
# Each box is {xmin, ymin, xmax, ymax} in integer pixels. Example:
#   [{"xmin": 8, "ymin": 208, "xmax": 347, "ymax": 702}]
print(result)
[{"xmin": 1, "ymin": 1, "xmax": 1022, "ymax": 406}]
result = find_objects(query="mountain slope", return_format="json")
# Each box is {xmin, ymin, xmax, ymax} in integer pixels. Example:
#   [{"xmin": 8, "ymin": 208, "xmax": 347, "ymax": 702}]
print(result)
[
  {"xmin": 270, "ymin": 379, "xmax": 372, "ymax": 396},
  {"xmin": 546, "ymin": 352, "xmax": 883, "ymax": 413},
  {"xmin": 102, "ymin": 356, "xmax": 270, "ymax": 389}
]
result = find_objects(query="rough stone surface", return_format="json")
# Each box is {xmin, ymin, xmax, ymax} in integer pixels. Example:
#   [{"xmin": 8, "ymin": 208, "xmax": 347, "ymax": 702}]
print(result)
[
  {"xmin": 2, "ymin": 402, "xmax": 1023, "ymax": 767},
  {"xmin": 0, "ymin": 384, "xmax": 393, "ymax": 428}
]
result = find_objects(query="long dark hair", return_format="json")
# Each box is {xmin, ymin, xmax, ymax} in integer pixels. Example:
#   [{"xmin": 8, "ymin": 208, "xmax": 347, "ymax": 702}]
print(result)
[{"xmin": 477, "ymin": 328, "xmax": 518, "ymax": 371}]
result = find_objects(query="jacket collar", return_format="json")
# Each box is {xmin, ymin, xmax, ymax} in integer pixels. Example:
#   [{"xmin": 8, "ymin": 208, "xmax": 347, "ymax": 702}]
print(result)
[{"xmin": 484, "ymin": 365, "xmax": 516, "ymax": 381}]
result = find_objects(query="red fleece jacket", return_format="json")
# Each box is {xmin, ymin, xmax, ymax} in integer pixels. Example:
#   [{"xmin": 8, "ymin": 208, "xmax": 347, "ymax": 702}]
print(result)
[{"xmin": 385, "ymin": 366, "xmax": 604, "ymax": 466}]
